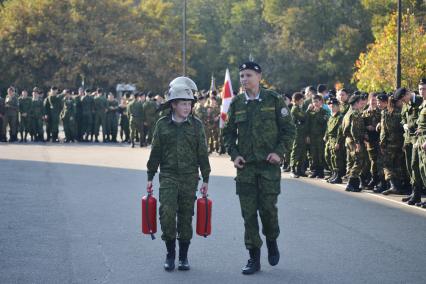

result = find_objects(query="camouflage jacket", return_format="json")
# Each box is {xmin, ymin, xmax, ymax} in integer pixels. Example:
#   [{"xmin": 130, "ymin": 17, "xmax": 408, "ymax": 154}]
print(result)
[
  {"xmin": 223, "ymin": 88, "xmax": 295, "ymax": 162},
  {"xmin": 380, "ymin": 108, "xmax": 404, "ymax": 149},
  {"xmin": 147, "ymin": 114, "xmax": 211, "ymax": 182}
]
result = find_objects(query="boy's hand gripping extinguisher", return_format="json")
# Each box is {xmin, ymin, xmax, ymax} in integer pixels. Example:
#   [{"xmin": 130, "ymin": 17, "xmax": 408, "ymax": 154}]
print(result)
[
  {"xmin": 142, "ymin": 184, "xmax": 157, "ymax": 240},
  {"xmin": 196, "ymin": 188, "xmax": 212, "ymax": 237}
]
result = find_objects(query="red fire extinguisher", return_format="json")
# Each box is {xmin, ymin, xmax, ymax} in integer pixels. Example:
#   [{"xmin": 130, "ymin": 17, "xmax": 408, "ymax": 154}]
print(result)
[
  {"xmin": 196, "ymin": 193, "xmax": 212, "ymax": 237},
  {"xmin": 142, "ymin": 192, "xmax": 157, "ymax": 240}
]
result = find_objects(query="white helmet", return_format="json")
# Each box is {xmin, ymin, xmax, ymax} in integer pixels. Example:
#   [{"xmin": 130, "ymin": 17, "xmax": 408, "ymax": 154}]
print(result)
[
  {"xmin": 167, "ymin": 84, "xmax": 195, "ymax": 101},
  {"xmin": 169, "ymin": 76, "xmax": 198, "ymax": 92}
]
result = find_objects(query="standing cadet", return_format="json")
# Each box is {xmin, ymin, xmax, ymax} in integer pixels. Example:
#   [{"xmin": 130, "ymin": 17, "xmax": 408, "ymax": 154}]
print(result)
[
  {"xmin": 362, "ymin": 93, "xmax": 382, "ymax": 189},
  {"xmin": 290, "ymin": 92, "xmax": 308, "ymax": 178},
  {"xmin": 18, "ymin": 90, "xmax": 32, "ymax": 142},
  {"xmin": 93, "ymin": 89, "xmax": 108, "ymax": 143},
  {"xmin": 223, "ymin": 62, "xmax": 295, "ymax": 275},
  {"xmin": 3, "ymin": 87, "xmax": 19, "ymax": 142},
  {"xmin": 143, "ymin": 95, "xmax": 157, "ymax": 145},
  {"xmin": 60, "ymin": 90, "xmax": 76, "ymax": 142},
  {"xmin": 127, "ymin": 93, "xmax": 144, "ymax": 148},
  {"xmin": 400, "ymin": 88, "xmax": 423, "ymax": 204},
  {"xmin": 75, "ymin": 88, "xmax": 84, "ymax": 142},
  {"xmin": 306, "ymin": 94, "xmax": 329, "ymax": 178},
  {"xmin": 119, "ymin": 96, "xmax": 130, "ymax": 143},
  {"xmin": 206, "ymin": 96, "xmax": 220, "ymax": 153},
  {"xmin": 105, "ymin": 93, "xmax": 119, "ymax": 142},
  {"xmin": 45, "ymin": 87, "xmax": 63, "ymax": 142},
  {"xmin": 415, "ymin": 79, "xmax": 426, "ymax": 207},
  {"xmin": 342, "ymin": 95, "xmax": 366, "ymax": 192},
  {"xmin": 80, "ymin": 89, "xmax": 94, "ymax": 142},
  {"xmin": 381, "ymin": 88, "xmax": 406, "ymax": 195},
  {"xmin": 0, "ymin": 94, "xmax": 5, "ymax": 142},
  {"xmin": 324, "ymin": 98, "xmax": 344, "ymax": 183},
  {"xmin": 30, "ymin": 88, "xmax": 45, "ymax": 142},
  {"xmin": 146, "ymin": 77, "xmax": 210, "ymax": 271}
]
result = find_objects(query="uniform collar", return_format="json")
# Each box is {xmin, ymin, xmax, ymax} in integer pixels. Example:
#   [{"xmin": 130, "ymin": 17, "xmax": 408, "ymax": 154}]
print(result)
[
  {"xmin": 170, "ymin": 113, "xmax": 192, "ymax": 124},
  {"xmin": 244, "ymin": 90, "xmax": 261, "ymax": 101}
]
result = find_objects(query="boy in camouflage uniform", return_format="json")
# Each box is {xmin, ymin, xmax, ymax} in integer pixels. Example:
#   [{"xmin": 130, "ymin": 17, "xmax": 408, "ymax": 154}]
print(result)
[
  {"xmin": 290, "ymin": 92, "xmax": 308, "ymax": 178},
  {"xmin": 146, "ymin": 77, "xmax": 210, "ymax": 271},
  {"xmin": 324, "ymin": 98, "xmax": 344, "ymax": 183},
  {"xmin": 223, "ymin": 62, "xmax": 295, "ymax": 275},
  {"xmin": 18, "ymin": 90, "xmax": 32, "ymax": 142}
]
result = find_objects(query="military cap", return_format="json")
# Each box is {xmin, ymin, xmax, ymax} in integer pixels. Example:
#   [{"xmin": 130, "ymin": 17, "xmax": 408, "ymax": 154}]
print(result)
[
  {"xmin": 353, "ymin": 90, "xmax": 361, "ymax": 96},
  {"xmin": 33, "ymin": 87, "xmax": 41, "ymax": 93},
  {"xmin": 361, "ymin": 92, "xmax": 369, "ymax": 100},
  {"xmin": 393, "ymin": 87, "xmax": 407, "ymax": 101},
  {"xmin": 419, "ymin": 78, "xmax": 426, "ymax": 85},
  {"xmin": 317, "ymin": 84, "xmax": 327, "ymax": 93},
  {"xmin": 134, "ymin": 92, "xmax": 140, "ymax": 97},
  {"xmin": 139, "ymin": 92, "xmax": 146, "ymax": 97},
  {"xmin": 96, "ymin": 88, "xmax": 103, "ymax": 93},
  {"xmin": 239, "ymin": 61, "xmax": 262, "ymax": 73},
  {"xmin": 327, "ymin": 98, "xmax": 340, "ymax": 105},
  {"xmin": 348, "ymin": 95, "xmax": 362, "ymax": 105},
  {"xmin": 85, "ymin": 88, "xmax": 91, "ymax": 93},
  {"xmin": 51, "ymin": 86, "xmax": 58, "ymax": 91},
  {"xmin": 377, "ymin": 93, "xmax": 388, "ymax": 101},
  {"xmin": 327, "ymin": 89, "xmax": 336, "ymax": 97}
]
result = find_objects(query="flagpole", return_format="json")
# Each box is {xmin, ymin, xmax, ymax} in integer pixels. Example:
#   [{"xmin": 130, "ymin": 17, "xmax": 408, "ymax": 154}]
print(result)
[{"xmin": 182, "ymin": 0, "xmax": 187, "ymax": 76}]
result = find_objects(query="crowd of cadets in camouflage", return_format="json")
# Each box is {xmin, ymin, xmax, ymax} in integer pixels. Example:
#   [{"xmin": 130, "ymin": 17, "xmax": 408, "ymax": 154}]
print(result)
[
  {"xmin": 284, "ymin": 79, "xmax": 426, "ymax": 208},
  {"xmin": 0, "ymin": 86, "xmax": 166, "ymax": 146},
  {"xmin": 1, "ymin": 79, "xmax": 426, "ymax": 207}
]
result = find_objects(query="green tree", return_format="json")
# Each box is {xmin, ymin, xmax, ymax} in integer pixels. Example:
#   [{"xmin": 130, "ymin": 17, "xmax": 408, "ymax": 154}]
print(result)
[{"xmin": 353, "ymin": 13, "xmax": 426, "ymax": 92}]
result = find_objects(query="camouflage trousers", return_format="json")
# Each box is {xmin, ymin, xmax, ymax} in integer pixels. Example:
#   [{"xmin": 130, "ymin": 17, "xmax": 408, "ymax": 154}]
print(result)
[
  {"xmin": 159, "ymin": 173, "xmax": 199, "ymax": 242},
  {"xmin": 417, "ymin": 136, "xmax": 426, "ymax": 187},
  {"xmin": 365, "ymin": 141, "xmax": 380, "ymax": 177},
  {"xmin": 19, "ymin": 114, "xmax": 30, "ymax": 132},
  {"xmin": 309, "ymin": 137, "xmax": 325, "ymax": 171},
  {"xmin": 30, "ymin": 116, "xmax": 44, "ymax": 139},
  {"xmin": 94, "ymin": 112, "xmax": 106, "ymax": 137},
  {"xmin": 290, "ymin": 134, "xmax": 306, "ymax": 171},
  {"xmin": 346, "ymin": 139, "xmax": 367, "ymax": 178},
  {"xmin": 235, "ymin": 161, "xmax": 281, "ymax": 249},
  {"xmin": 130, "ymin": 117, "xmax": 144, "ymax": 143},
  {"xmin": 207, "ymin": 126, "xmax": 219, "ymax": 153},
  {"xmin": 382, "ymin": 145, "xmax": 404, "ymax": 180},
  {"xmin": 325, "ymin": 138, "xmax": 339, "ymax": 172}
]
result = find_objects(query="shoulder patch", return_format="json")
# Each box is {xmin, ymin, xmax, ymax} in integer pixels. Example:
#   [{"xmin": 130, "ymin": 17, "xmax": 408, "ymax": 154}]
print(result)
[{"xmin": 281, "ymin": 107, "xmax": 289, "ymax": 117}]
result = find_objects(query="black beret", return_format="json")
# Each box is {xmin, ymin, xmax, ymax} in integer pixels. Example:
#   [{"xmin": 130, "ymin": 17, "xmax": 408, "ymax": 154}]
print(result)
[
  {"xmin": 134, "ymin": 92, "xmax": 140, "ymax": 97},
  {"xmin": 51, "ymin": 86, "xmax": 58, "ymax": 91},
  {"xmin": 361, "ymin": 92, "xmax": 369, "ymax": 100},
  {"xmin": 239, "ymin": 61, "xmax": 262, "ymax": 73},
  {"xmin": 377, "ymin": 93, "xmax": 388, "ymax": 101},
  {"xmin": 420, "ymin": 78, "xmax": 426, "ymax": 85},
  {"xmin": 317, "ymin": 84, "xmax": 327, "ymax": 93},
  {"xmin": 393, "ymin": 87, "xmax": 407, "ymax": 101},
  {"xmin": 32, "ymin": 87, "xmax": 41, "ymax": 93},
  {"xmin": 327, "ymin": 89, "xmax": 336, "ymax": 97},
  {"xmin": 348, "ymin": 95, "xmax": 362, "ymax": 105},
  {"xmin": 353, "ymin": 90, "xmax": 361, "ymax": 96},
  {"xmin": 327, "ymin": 98, "xmax": 340, "ymax": 105},
  {"xmin": 85, "ymin": 88, "xmax": 91, "ymax": 93}
]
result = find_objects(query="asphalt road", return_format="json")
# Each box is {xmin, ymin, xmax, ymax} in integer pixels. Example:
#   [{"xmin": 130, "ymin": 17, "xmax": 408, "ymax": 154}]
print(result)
[{"xmin": 1, "ymin": 144, "xmax": 426, "ymax": 284}]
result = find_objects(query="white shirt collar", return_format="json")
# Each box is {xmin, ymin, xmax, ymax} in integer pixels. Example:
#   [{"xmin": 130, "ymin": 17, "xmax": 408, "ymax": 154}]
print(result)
[
  {"xmin": 244, "ymin": 92, "xmax": 260, "ymax": 101},
  {"xmin": 171, "ymin": 113, "xmax": 188, "ymax": 123}
]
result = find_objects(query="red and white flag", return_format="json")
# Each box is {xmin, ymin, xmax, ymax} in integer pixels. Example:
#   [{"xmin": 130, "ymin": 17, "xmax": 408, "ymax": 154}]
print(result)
[{"xmin": 220, "ymin": 68, "xmax": 234, "ymax": 128}]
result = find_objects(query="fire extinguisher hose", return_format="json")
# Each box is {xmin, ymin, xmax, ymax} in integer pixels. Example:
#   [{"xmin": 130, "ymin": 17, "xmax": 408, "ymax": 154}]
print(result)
[
  {"xmin": 204, "ymin": 195, "xmax": 209, "ymax": 238},
  {"xmin": 146, "ymin": 193, "xmax": 156, "ymax": 240}
]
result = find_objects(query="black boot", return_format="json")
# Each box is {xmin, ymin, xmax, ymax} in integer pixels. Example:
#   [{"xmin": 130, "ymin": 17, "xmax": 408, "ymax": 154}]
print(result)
[
  {"xmin": 178, "ymin": 241, "xmax": 190, "ymax": 271},
  {"xmin": 24, "ymin": 132, "xmax": 28, "ymax": 142},
  {"xmin": 407, "ymin": 186, "xmax": 422, "ymax": 205},
  {"xmin": 131, "ymin": 139, "xmax": 135, "ymax": 148},
  {"xmin": 309, "ymin": 170, "xmax": 318, "ymax": 178},
  {"xmin": 367, "ymin": 175, "xmax": 379, "ymax": 190},
  {"xmin": 242, "ymin": 248, "xmax": 261, "ymax": 275},
  {"xmin": 326, "ymin": 171, "xmax": 336, "ymax": 183},
  {"xmin": 266, "ymin": 240, "xmax": 280, "ymax": 266},
  {"xmin": 164, "ymin": 240, "xmax": 176, "ymax": 271},
  {"xmin": 382, "ymin": 179, "xmax": 402, "ymax": 195},
  {"xmin": 345, "ymin": 177, "xmax": 359, "ymax": 192},
  {"xmin": 290, "ymin": 167, "xmax": 299, "ymax": 178},
  {"xmin": 330, "ymin": 172, "xmax": 343, "ymax": 184},
  {"xmin": 352, "ymin": 177, "xmax": 361, "ymax": 192}
]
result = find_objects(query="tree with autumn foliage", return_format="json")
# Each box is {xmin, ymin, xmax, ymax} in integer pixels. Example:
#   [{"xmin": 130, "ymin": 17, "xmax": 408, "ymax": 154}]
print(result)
[{"xmin": 353, "ymin": 13, "xmax": 426, "ymax": 92}]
